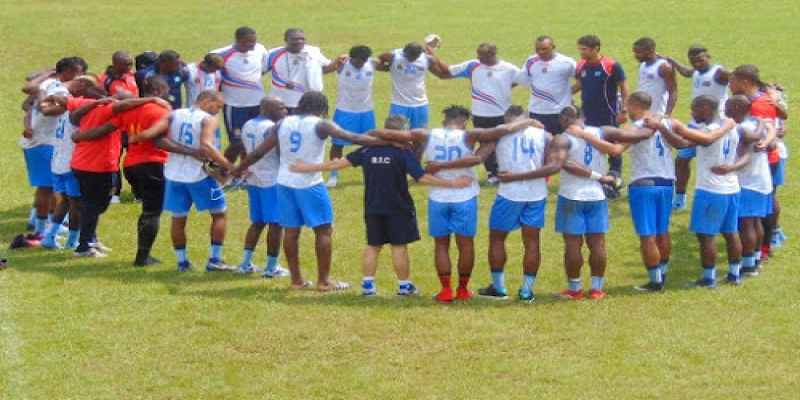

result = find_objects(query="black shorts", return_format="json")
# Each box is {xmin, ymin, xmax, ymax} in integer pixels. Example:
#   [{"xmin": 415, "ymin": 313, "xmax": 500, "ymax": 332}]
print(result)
[
  {"xmin": 530, "ymin": 112, "xmax": 562, "ymax": 135},
  {"xmin": 123, "ymin": 162, "xmax": 165, "ymax": 215},
  {"xmin": 365, "ymin": 212, "xmax": 420, "ymax": 246}
]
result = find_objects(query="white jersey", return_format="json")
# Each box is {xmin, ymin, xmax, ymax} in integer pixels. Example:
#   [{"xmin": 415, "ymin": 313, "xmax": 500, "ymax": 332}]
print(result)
[
  {"xmin": 335, "ymin": 59, "xmax": 375, "ymax": 113},
  {"xmin": 212, "ymin": 43, "xmax": 270, "ymax": 107},
  {"xmin": 164, "ymin": 108, "xmax": 209, "ymax": 183},
  {"xmin": 636, "ymin": 59, "xmax": 669, "ymax": 114},
  {"xmin": 695, "ymin": 121, "xmax": 740, "ymax": 194},
  {"xmin": 449, "ymin": 59, "xmax": 520, "ymax": 117},
  {"xmin": 424, "ymin": 128, "xmax": 479, "ymax": 203},
  {"xmin": 389, "ymin": 49, "xmax": 430, "ymax": 107},
  {"xmin": 242, "ymin": 117, "xmax": 279, "ymax": 188},
  {"xmin": 22, "ymin": 78, "xmax": 68, "ymax": 149},
  {"xmin": 276, "ymin": 115, "xmax": 326, "ymax": 189},
  {"xmin": 558, "ymin": 127, "xmax": 608, "ymax": 201},
  {"xmin": 185, "ymin": 62, "xmax": 222, "ymax": 107},
  {"xmin": 737, "ymin": 117, "xmax": 772, "ymax": 194},
  {"xmin": 266, "ymin": 45, "xmax": 331, "ymax": 108},
  {"xmin": 629, "ymin": 119, "xmax": 676, "ymax": 182},
  {"xmin": 496, "ymin": 126, "xmax": 549, "ymax": 201},
  {"xmin": 517, "ymin": 53, "xmax": 577, "ymax": 115},
  {"xmin": 51, "ymin": 111, "xmax": 78, "ymax": 175},
  {"xmin": 692, "ymin": 65, "xmax": 728, "ymax": 115}
]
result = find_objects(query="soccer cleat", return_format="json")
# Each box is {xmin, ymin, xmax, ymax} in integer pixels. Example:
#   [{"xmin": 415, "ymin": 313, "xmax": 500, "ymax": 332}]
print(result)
[
  {"xmin": 133, "ymin": 256, "xmax": 162, "ymax": 267},
  {"xmin": 434, "ymin": 288, "xmax": 454, "ymax": 303},
  {"xmin": 361, "ymin": 282, "xmax": 377, "ymax": 296},
  {"xmin": 518, "ymin": 290, "xmax": 535, "ymax": 303},
  {"xmin": 555, "ymin": 289, "xmax": 584, "ymax": 300},
  {"xmin": 771, "ymin": 232, "xmax": 782, "ymax": 249},
  {"xmin": 777, "ymin": 228, "xmax": 787, "ymax": 242},
  {"xmin": 236, "ymin": 263, "xmax": 261, "ymax": 274},
  {"xmin": 741, "ymin": 267, "xmax": 760, "ymax": 277},
  {"xmin": 588, "ymin": 289, "xmax": 607, "ymax": 300},
  {"xmin": 90, "ymin": 242, "xmax": 113, "ymax": 252},
  {"xmin": 687, "ymin": 278, "xmax": 717, "ymax": 289},
  {"xmin": 397, "ymin": 283, "xmax": 421, "ymax": 297},
  {"xmin": 205, "ymin": 259, "xmax": 236, "ymax": 272},
  {"xmin": 672, "ymin": 198, "xmax": 687, "ymax": 211},
  {"xmin": 73, "ymin": 248, "xmax": 107, "ymax": 258},
  {"xmin": 633, "ymin": 282, "xmax": 664, "ymax": 292},
  {"xmin": 477, "ymin": 284, "xmax": 508, "ymax": 300},
  {"xmin": 325, "ymin": 177, "xmax": 338, "ymax": 187},
  {"xmin": 177, "ymin": 261, "xmax": 196, "ymax": 272},
  {"xmin": 725, "ymin": 273, "xmax": 742, "ymax": 286},
  {"xmin": 262, "ymin": 266, "xmax": 291, "ymax": 278},
  {"xmin": 41, "ymin": 237, "xmax": 64, "ymax": 250},
  {"xmin": 456, "ymin": 287, "xmax": 474, "ymax": 300}
]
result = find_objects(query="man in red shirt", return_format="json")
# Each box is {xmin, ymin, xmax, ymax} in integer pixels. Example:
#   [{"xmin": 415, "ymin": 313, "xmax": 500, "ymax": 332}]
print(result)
[{"xmin": 74, "ymin": 76, "xmax": 199, "ymax": 265}]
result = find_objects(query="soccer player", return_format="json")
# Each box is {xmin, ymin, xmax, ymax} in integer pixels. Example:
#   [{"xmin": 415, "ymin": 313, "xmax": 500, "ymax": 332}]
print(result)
[
  {"xmin": 632, "ymin": 38, "xmax": 677, "ymax": 116},
  {"xmin": 265, "ymin": 28, "xmax": 345, "ymax": 113},
  {"xmin": 212, "ymin": 26, "xmax": 271, "ymax": 163},
  {"xmin": 232, "ymin": 91, "xmax": 387, "ymax": 292},
  {"xmin": 185, "ymin": 53, "xmax": 224, "ymax": 107},
  {"xmin": 327, "ymin": 45, "xmax": 379, "ymax": 187},
  {"xmin": 369, "ymin": 105, "xmax": 540, "ymax": 303},
  {"xmin": 553, "ymin": 105, "xmax": 625, "ymax": 300},
  {"xmin": 138, "ymin": 50, "xmax": 188, "ymax": 109},
  {"xmin": 290, "ymin": 115, "xmax": 472, "ymax": 297},
  {"xmin": 133, "ymin": 90, "xmax": 236, "ymax": 272},
  {"xmin": 661, "ymin": 45, "xmax": 731, "ymax": 210},
  {"xmin": 434, "ymin": 43, "xmax": 521, "ymax": 185},
  {"xmin": 476, "ymin": 106, "xmax": 569, "ymax": 302},
  {"xmin": 517, "ymin": 35, "xmax": 577, "ymax": 135},
  {"xmin": 573, "ymin": 34, "xmax": 629, "ymax": 197},
  {"xmin": 237, "ymin": 95, "xmax": 291, "ymax": 277},
  {"xmin": 375, "ymin": 42, "xmax": 449, "ymax": 129}
]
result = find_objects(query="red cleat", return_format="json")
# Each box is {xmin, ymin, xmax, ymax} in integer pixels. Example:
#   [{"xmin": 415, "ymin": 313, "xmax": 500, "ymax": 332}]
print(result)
[
  {"xmin": 434, "ymin": 288, "xmax": 453, "ymax": 303},
  {"xmin": 588, "ymin": 289, "xmax": 607, "ymax": 300},
  {"xmin": 555, "ymin": 289, "xmax": 584, "ymax": 300},
  {"xmin": 455, "ymin": 287, "xmax": 473, "ymax": 300}
]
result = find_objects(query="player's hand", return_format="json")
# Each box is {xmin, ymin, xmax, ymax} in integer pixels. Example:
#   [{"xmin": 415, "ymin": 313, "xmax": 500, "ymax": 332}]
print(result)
[
  {"xmin": 496, "ymin": 171, "xmax": 515, "ymax": 183},
  {"xmin": 710, "ymin": 164, "xmax": 734, "ymax": 175},
  {"xmin": 425, "ymin": 160, "xmax": 443, "ymax": 174},
  {"xmin": 289, "ymin": 161, "xmax": 312, "ymax": 173},
  {"xmin": 452, "ymin": 175, "xmax": 472, "ymax": 188},
  {"xmin": 644, "ymin": 114, "xmax": 663, "ymax": 129},
  {"xmin": 152, "ymin": 97, "xmax": 172, "ymax": 109},
  {"xmin": 565, "ymin": 125, "xmax": 586, "ymax": 138},
  {"xmin": 527, "ymin": 118, "xmax": 545, "ymax": 129},
  {"xmin": 616, "ymin": 112, "xmax": 628, "ymax": 125}
]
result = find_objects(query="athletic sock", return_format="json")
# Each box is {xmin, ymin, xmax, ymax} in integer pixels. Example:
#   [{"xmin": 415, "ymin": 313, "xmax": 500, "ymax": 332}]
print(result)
[
  {"xmin": 362, "ymin": 276, "xmax": 375, "ymax": 289},
  {"xmin": 659, "ymin": 259, "xmax": 670, "ymax": 281},
  {"xmin": 458, "ymin": 273, "xmax": 470, "ymax": 289},
  {"xmin": 35, "ymin": 217, "xmax": 47, "ymax": 234},
  {"xmin": 266, "ymin": 252, "xmax": 279, "ymax": 271},
  {"xmin": 330, "ymin": 169, "xmax": 339, "ymax": 179},
  {"xmin": 590, "ymin": 276, "xmax": 604, "ymax": 291},
  {"xmin": 209, "ymin": 242, "xmax": 223, "ymax": 262},
  {"xmin": 702, "ymin": 265, "xmax": 716, "ymax": 281},
  {"xmin": 728, "ymin": 260, "xmax": 742, "ymax": 277},
  {"xmin": 438, "ymin": 273, "xmax": 451, "ymax": 289},
  {"xmin": 521, "ymin": 272, "xmax": 537, "ymax": 294},
  {"xmin": 675, "ymin": 192, "xmax": 686, "ymax": 204},
  {"xmin": 175, "ymin": 247, "xmax": 188, "ymax": 263},
  {"xmin": 568, "ymin": 278, "xmax": 582, "ymax": 292},
  {"xmin": 27, "ymin": 206, "xmax": 36, "ymax": 227},
  {"xmin": 490, "ymin": 267, "xmax": 505, "ymax": 290},
  {"xmin": 45, "ymin": 220, "xmax": 61, "ymax": 241},
  {"xmin": 241, "ymin": 248, "xmax": 254, "ymax": 266},
  {"xmin": 398, "ymin": 279, "xmax": 410, "ymax": 288},
  {"xmin": 66, "ymin": 229, "xmax": 80, "ymax": 248},
  {"xmin": 754, "ymin": 251, "xmax": 762, "ymax": 268},
  {"xmin": 646, "ymin": 265, "xmax": 662, "ymax": 283},
  {"xmin": 742, "ymin": 253, "xmax": 756, "ymax": 268}
]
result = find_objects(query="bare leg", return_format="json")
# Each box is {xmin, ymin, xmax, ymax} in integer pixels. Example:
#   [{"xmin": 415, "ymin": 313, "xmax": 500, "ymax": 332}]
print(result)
[
  {"xmin": 585, "ymin": 233, "xmax": 607, "ymax": 278},
  {"xmin": 313, "ymin": 223, "xmax": 334, "ymax": 288},
  {"xmin": 454, "ymin": 234, "xmax": 475, "ymax": 276},
  {"xmin": 563, "ymin": 233, "xmax": 584, "ymax": 280},
  {"xmin": 520, "ymin": 225, "xmax": 541, "ymax": 274},
  {"xmin": 283, "ymin": 227, "xmax": 304, "ymax": 287},
  {"xmin": 434, "ymin": 235, "xmax": 452, "ymax": 276},
  {"xmin": 675, "ymin": 156, "xmax": 691, "ymax": 195},
  {"xmin": 391, "ymin": 244, "xmax": 410, "ymax": 281},
  {"xmin": 244, "ymin": 222, "xmax": 266, "ymax": 250},
  {"xmin": 171, "ymin": 216, "xmax": 188, "ymax": 248},
  {"xmin": 362, "ymin": 245, "xmax": 382, "ymax": 278}
]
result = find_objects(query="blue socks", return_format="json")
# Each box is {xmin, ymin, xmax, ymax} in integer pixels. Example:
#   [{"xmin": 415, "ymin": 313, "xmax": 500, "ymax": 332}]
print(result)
[
  {"xmin": 490, "ymin": 268, "xmax": 505, "ymax": 291},
  {"xmin": 702, "ymin": 265, "xmax": 716, "ymax": 281},
  {"xmin": 590, "ymin": 276, "xmax": 604, "ymax": 291},
  {"xmin": 568, "ymin": 279, "xmax": 582, "ymax": 292},
  {"xmin": 521, "ymin": 272, "xmax": 537, "ymax": 294},
  {"xmin": 646, "ymin": 265, "xmax": 662, "ymax": 283},
  {"xmin": 66, "ymin": 229, "xmax": 80, "ymax": 249},
  {"xmin": 241, "ymin": 248, "xmax": 254, "ymax": 265},
  {"xmin": 209, "ymin": 242, "xmax": 223, "ymax": 261},
  {"xmin": 35, "ymin": 217, "xmax": 47, "ymax": 234},
  {"xmin": 266, "ymin": 252, "xmax": 279, "ymax": 271},
  {"xmin": 175, "ymin": 247, "xmax": 188, "ymax": 263}
]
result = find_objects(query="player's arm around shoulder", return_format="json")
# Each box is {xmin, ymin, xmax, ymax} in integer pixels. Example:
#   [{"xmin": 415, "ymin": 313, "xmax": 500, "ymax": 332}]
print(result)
[
  {"xmin": 375, "ymin": 51, "xmax": 394, "ymax": 72},
  {"xmin": 232, "ymin": 123, "xmax": 280, "ymax": 176},
  {"xmin": 130, "ymin": 112, "xmax": 172, "ymax": 144},
  {"xmin": 200, "ymin": 116, "xmax": 231, "ymax": 167},
  {"xmin": 290, "ymin": 158, "xmax": 353, "ymax": 173},
  {"xmin": 321, "ymin": 120, "xmax": 389, "ymax": 147}
]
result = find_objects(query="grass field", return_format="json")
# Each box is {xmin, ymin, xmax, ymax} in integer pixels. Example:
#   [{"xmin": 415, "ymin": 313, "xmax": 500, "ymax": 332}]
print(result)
[{"xmin": 1, "ymin": 0, "xmax": 799, "ymax": 398}]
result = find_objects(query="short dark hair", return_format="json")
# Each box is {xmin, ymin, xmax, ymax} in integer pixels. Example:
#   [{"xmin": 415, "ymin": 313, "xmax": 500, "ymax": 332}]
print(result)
[
  {"xmin": 403, "ymin": 42, "xmax": 424, "ymax": 60},
  {"xmin": 628, "ymin": 92, "xmax": 653, "ymax": 109},
  {"xmin": 442, "ymin": 105, "xmax": 471, "ymax": 122},
  {"xmin": 732, "ymin": 64, "xmax": 762, "ymax": 85},
  {"xmin": 349, "ymin": 45, "xmax": 372, "ymax": 60},
  {"xmin": 135, "ymin": 51, "xmax": 158, "ymax": 70},
  {"xmin": 297, "ymin": 91, "xmax": 329, "ymax": 117},
  {"xmin": 158, "ymin": 50, "xmax": 180, "ymax": 63},
  {"xmin": 141, "ymin": 75, "xmax": 167, "ymax": 97},
  {"xmin": 384, "ymin": 115, "xmax": 408, "ymax": 130},
  {"xmin": 196, "ymin": 89, "xmax": 223, "ymax": 103},
  {"xmin": 505, "ymin": 105, "xmax": 525, "ymax": 117},
  {"xmin": 55, "ymin": 57, "xmax": 83, "ymax": 74},
  {"xmin": 235, "ymin": 26, "xmax": 256, "ymax": 40},
  {"xmin": 559, "ymin": 104, "xmax": 583, "ymax": 120},
  {"xmin": 535, "ymin": 35, "xmax": 554, "ymax": 44},
  {"xmin": 687, "ymin": 45, "xmax": 708, "ymax": 58},
  {"xmin": 284, "ymin": 27, "xmax": 304, "ymax": 41},
  {"xmin": 111, "ymin": 51, "xmax": 131, "ymax": 63},
  {"xmin": 693, "ymin": 94, "xmax": 720, "ymax": 110},
  {"xmin": 577, "ymin": 35, "xmax": 601, "ymax": 48},
  {"xmin": 633, "ymin": 37, "xmax": 656, "ymax": 49}
]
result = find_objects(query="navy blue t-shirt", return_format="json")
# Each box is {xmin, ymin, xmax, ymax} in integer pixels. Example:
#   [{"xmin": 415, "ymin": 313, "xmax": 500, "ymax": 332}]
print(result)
[
  {"xmin": 576, "ymin": 56, "xmax": 626, "ymax": 126},
  {"xmin": 138, "ymin": 62, "xmax": 188, "ymax": 109},
  {"xmin": 346, "ymin": 146, "xmax": 426, "ymax": 215}
]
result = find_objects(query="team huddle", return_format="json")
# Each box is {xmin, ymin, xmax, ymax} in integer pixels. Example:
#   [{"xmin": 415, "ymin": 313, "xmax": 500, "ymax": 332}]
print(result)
[{"xmin": 17, "ymin": 26, "xmax": 789, "ymax": 303}]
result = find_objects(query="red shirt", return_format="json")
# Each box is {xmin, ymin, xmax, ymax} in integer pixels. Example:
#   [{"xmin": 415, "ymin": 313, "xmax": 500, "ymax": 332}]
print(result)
[
  {"xmin": 98, "ymin": 71, "xmax": 139, "ymax": 97},
  {"xmin": 69, "ymin": 99, "xmax": 122, "ymax": 172},
  {"xmin": 112, "ymin": 103, "xmax": 170, "ymax": 167},
  {"xmin": 749, "ymin": 92, "xmax": 780, "ymax": 163}
]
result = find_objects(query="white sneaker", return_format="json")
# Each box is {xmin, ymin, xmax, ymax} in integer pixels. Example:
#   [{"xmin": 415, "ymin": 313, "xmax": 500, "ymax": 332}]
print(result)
[
  {"xmin": 90, "ymin": 242, "xmax": 113, "ymax": 252},
  {"xmin": 262, "ymin": 265, "xmax": 291, "ymax": 278},
  {"xmin": 236, "ymin": 263, "xmax": 261, "ymax": 274},
  {"xmin": 74, "ymin": 248, "xmax": 108, "ymax": 258},
  {"xmin": 110, "ymin": 195, "xmax": 121, "ymax": 204},
  {"xmin": 326, "ymin": 177, "xmax": 338, "ymax": 187}
]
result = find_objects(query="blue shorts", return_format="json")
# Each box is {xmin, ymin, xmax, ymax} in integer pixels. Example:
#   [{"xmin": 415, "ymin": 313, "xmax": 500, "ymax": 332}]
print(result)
[
  {"xmin": 428, "ymin": 197, "xmax": 478, "ymax": 237},
  {"xmin": 677, "ymin": 147, "xmax": 697, "ymax": 158},
  {"xmin": 223, "ymin": 105, "xmax": 260, "ymax": 143},
  {"xmin": 690, "ymin": 189, "xmax": 739, "ymax": 235},
  {"xmin": 277, "ymin": 184, "xmax": 333, "ymax": 228},
  {"xmin": 247, "ymin": 185, "xmax": 279, "ymax": 224},
  {"xmin": 332, "ymin": 110, "xmax": 376, "ymax": 146},
  {"xmin": 53, "ymin": 171, "xmax": 81, "ymax": 197},
  {"xmin": 628, "ymin": 186, "xmax": 673, "ymax": 236},
  {"xmin": 739, "ymin": 189, "xmax": 771, "ymax": 218},
  {"xmin": 389, "ymin": 103, "xmax": 429, "ymax": 129},
  {"xmin": 164, "ymin": 176, "xmax": 227, "ymax": 217},
  {"xmin": 773, "ymin": 159, "xmax": 785, "ymax": 186},
  {"xmin": 555, "ymin": 196, "xmax": 609, "ymax": 235},
  {"xmin": 24, "ymin": 145, "xmax": 54, "ymax": 187},
  {"xmin": 489, "ymin": 195, "xmax": 546, "ymax": 231}
]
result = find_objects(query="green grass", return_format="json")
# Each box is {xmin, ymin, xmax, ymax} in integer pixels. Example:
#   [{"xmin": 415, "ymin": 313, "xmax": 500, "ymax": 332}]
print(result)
[{"xmin": 1, "ymin": 0, "xmax": 799, "ymax": 398}]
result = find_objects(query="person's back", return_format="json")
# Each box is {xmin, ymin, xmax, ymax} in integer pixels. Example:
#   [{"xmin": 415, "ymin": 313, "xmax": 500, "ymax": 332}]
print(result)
[
  {"xmin": 355, "ymin": 146, "xmax": 419, "ymax": 214},
  {"xmin": 424, "ymin": 128, "xmax": 478, "ymax": 203},
  {"xmin": 276, "ymin": 115, "xmax": 325, "ymax": 188},
  {"xmin": 694, "ymin": 120, "xmax": 739, "ymax": 194},
  {"xmin": 495, "ymin": 125, "xmax": 548, "ymax": 201},
  {"xmin": 629, "ymin": 118, "xmax": 675, "ymax": 182},
  {"xmin": 164, "ymin": 108, "xmax": 208, "ymax": 183},
  {"xmin": 559, "ymin": 127, "xmax": 607, "ymax": 201}
]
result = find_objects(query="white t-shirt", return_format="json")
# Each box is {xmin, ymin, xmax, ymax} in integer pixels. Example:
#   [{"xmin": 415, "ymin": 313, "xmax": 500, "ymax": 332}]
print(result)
[
  {"xmin": 212, "ymin": 43, "xmax": 270, "ymax": 107},
  {"xmin": 695, "ymin": 121, "xmax": 740, "ymax": 194},
  {"xmin": 692, "ymin": 65, "xmax": 728, "ymax": 115},
  {"xmin": 51, "ymin": 111, "xmax": 78, "ymax": 175},
  {"xmin": 516, "ymin": 53, "xmax": 576, "ymax": 115},
  {"xmin": 496, "ymin": 126, "xmax": 549, "ymax": 202},
  {"xmin": 164, "ymin": 108, "xmax": 210, "ymax": 183},
  {"xmin": 22, "ymin": 78, "xmax": 67, "ymax": 149},
  {"xmin": 335, "ymin": 59, "xmax": 376, "ymax": 113},
  {"xmin": 241, "ymin": 116, "xmax": 279, "ymax": 188},
  {"xmin": 636, "ymin": 59, "xmax": 669, "ymax": 114},
  {"xmin": 629, "ymin": 119, "xmax": 675, "ymax": 182},
  {"xmin": 266, "ymin": 45, "xmax": 331, "ymax": 108},
  {"xmin": 389, "ymin": 49, "xmax": 430, "ymax": 107},
  {"xmin": 276, "ymin": 115, "xmax": 326, "ymax": 189},
  {"xmin": 737, "ymin": 117, "xmax": 772, "ymax": 194},
  {"xmin": 558, "ymin": 127, "xmax": 608, "ymax": 201},
  {"xmin": 424, "ymin": 128, "xmax": 479, "ymax": 203},
  {"xmin": 449, "ymin": 59, "xmax": 520, "ymax": 117},
  {"xmin": 185, "ymin": 62, "xmax": 222, "ymax": 107}
]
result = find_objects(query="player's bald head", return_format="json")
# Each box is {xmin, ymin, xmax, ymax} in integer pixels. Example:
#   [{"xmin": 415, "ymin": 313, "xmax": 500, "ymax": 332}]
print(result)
[
  {"xmin": 384, "ymin": 115, "xmax": 408, "ymax": 130},
  {"xmin": 692, "ymin": 94, "xmax": 719, "ymax": 111},
  {"xmin": 260, "ymin": 95, "xmax": 288, "ymax": 121}
]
